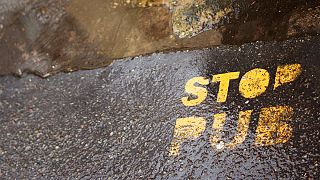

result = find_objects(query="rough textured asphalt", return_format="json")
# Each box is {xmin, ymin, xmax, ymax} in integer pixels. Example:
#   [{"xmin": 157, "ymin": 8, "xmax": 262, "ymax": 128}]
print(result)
[{"xmin": 0, "ymin": 35, "xmax": 320, "ymax": 179}]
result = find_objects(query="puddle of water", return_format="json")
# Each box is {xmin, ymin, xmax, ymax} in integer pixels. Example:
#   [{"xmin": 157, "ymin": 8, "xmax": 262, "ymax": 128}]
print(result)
[{"xmin": 0, "ymin": 0, "xmax": 319, "ymax": 77}]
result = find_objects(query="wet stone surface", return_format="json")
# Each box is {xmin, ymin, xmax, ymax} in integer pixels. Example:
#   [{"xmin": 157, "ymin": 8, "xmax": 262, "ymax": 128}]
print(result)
[
  {"xmin": 0, "ymin": 35, "xmax": 319, "ymax": 178},
  {"xmin": 0, "ymin": 0, "xmax": 320, "ymax": 77}
]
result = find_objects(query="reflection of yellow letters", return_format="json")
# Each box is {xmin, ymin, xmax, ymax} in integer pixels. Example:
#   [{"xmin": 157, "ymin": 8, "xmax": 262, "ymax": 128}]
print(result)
[
  {"xmin": 210, "ymin": 110, "xmax": 252, "ymax": 149},
  {"xmin": 274, "ymin": 64, "xmax": 302, "ymax": 90},
  {"xmin": 181, "ymin": 77, "xmax": 209, "ymax": 106},
  {"xmin": 169, "ymin": 117, "xmax": 206, "ymax": 156},
  {"xmin": 255, "ymin": 106, "xmax": 294, "ymax": 146},
  {"xmin": 212, "ymin": 72, "xmax": 240, "ymax": 102},
  {"xmin": 239, "ymin": 68, "xmax": 270, "ymax": 98}
]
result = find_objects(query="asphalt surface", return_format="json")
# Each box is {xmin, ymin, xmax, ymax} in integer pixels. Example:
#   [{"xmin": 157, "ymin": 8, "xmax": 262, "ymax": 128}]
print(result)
[{"xmin": 0, "ymin": 35, "xmax": 320, "ymax": 178}]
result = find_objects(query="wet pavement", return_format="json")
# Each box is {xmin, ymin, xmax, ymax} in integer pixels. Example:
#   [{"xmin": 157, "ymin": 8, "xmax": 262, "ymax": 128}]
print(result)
[
  {"xmin": 1, "ymin": 0, "xmax": 320, "ymax": 77},
  {"xmin": 0, "ymin": 35, "xmax": 319, "ymax": 178}
]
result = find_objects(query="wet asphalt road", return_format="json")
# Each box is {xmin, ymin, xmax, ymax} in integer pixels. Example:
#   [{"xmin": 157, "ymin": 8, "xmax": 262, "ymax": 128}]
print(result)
[{"xmin": 0, "ymin": 35, "xmax": 320, "ymax": 179}]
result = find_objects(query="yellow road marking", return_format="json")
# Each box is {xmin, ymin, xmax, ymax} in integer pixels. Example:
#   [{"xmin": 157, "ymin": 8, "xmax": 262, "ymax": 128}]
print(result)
[
  {"xmin": 212, "ymin": 72, "xmax": 240, "ymax": 102},
  {"xmin": 181, "ymin": 76, "xmax": 209, "ymax": 106},
  {"xmin": 172, "ymin": 64, "xmax": 302, "ymax": 156},
  {"xmin": 239, "ymin": 68, "xmax": 270, "ymax": 98},
  {"xmin": 274, "ymin": 64, "xmax": 302, "ymax": 90},
  {"xmin": 169, "ymin": 117, "xmax": 206, "ymax": 156},
  {"xmin": 210, "ymin": 110, "xmax": 252, "ymax": 150},
  {"xmin": 255, "ymin": 106, "xmax": 294, "ymax": 146}
]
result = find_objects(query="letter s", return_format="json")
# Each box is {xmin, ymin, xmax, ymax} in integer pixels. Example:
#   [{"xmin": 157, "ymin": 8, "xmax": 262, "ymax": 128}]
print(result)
[{"xmin": 181, "ymin": 77, "xmax": 209, "ymax": 106}]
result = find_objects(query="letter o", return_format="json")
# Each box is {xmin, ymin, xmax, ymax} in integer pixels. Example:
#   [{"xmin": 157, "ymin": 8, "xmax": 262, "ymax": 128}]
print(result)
[{"xmin": 239, "ymin": 68, "xmax": 270, "ymax": 98}]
